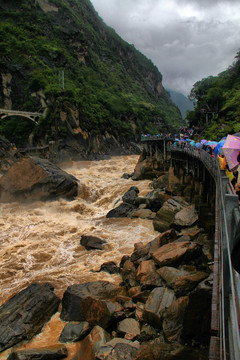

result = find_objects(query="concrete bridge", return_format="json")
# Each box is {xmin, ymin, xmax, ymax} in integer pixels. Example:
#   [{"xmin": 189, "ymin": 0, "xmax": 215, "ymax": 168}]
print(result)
[
  {"xmin": 141, "ymin": 137, "xmax": 240, "ymax": 359},
  {"xmin": 0, "ymin": 108, "xmax": 43, "ymax": 123}
]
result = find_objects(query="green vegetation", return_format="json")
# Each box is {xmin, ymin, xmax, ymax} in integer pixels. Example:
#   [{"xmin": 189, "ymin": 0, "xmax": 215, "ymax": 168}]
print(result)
[
  {"xmin": 0, "ymin": 0, "xmax": 181, "ymax": 146},
  {"xmin": 186, "ymin": 52, "xmax": 240, "ymax": 140}
]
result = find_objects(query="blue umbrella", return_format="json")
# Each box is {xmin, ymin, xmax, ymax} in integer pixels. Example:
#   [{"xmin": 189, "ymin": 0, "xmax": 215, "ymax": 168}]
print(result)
[
  {"xmin": 190, "ymin": 141, "xmax": 196, "ymax": 147},
  {"xmin": 196, "ymin": 142, "xmax": 203, "ymax": 149},
  {"xmin": 214, "ymin": 140, "xmax": 226, "ymax": 157}
]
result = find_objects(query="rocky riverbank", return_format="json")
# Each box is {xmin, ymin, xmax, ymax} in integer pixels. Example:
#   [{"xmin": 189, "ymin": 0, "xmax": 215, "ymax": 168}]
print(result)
[{"xmin": 0, "ymin": 177, "xmax": 213, "ymax": 359}]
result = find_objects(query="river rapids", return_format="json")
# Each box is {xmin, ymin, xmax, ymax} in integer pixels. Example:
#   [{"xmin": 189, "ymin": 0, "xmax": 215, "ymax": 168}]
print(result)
[{"xmin": 0, "ymin": 155, "xmax": 159, "ymax": 359}]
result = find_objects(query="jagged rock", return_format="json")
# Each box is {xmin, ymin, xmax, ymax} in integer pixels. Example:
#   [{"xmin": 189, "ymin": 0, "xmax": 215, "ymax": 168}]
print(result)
[
  {"xmin": 157, "ymin": 267, "xmax": 188, "ymax": 289},
  {"xmin": 80, "ymin": 235, "xmax": 106, "ymax": 250},
  {"xmin": 0, "ymin": 283, "xmax": 60, "ymax": 352},
  {"xmin": 132, "ymin": 152, "xmax": 162, "ymax": 180},
  {"xmin": 130, "ymin": 242, "xmax": 151, "ymax": 266},
  {"xmin": 106, "ymin": 202, "xmax": 137, "ymax": 218},
  {"xmin": 79, "ymin": 297, "xmax": 122, "ymax": 329},
  {"xmin": 153, "ymin": 197, "xmax": 189, "ymax": 232},
  {"xmin": 129, "ymin": 287, "xmax": 151, "ymax": 304},
  {"xmin": 143, "ymin": 287, "xmax": 176, "ymax": 328},
  {"xmin": 0, "ymin": 136, "xmax": 21, "ymax": 174},
  {"xmin": 59, "ymin": 322, "xmax": 91, "ymax": 343},
  {"xmin": 173, "ymin": 205, "xmax": 198, "ymax": 229},
  {"xmin": 121, "ymin": 259, "xmax": 139, "ymax": 289},
  {"xmin": 134, "ymin": 342, "xmax": 201, "ymax": 360},
  {"xmin": 72, "ymin": 326, "xmax": 110, "ymax": 360},
  {"xmin": 151, "ymin": 241, "xmax": 201, "ymax": 268},
  {"xmin": 163, "ymin": 296, "xmax": 189, "ymax": 343},
  {"xmin": 131, "ymin": 208, "xmax": 156, "ymax": 220},
  {"xmin": 0, "ymin": 156, "xmax": 78, "ymax": 202},
  {"xmin": 96, "ymin": 338, "xmax": 139, "ymax": 360},
  {"xmin": 100, "ymin": 261, "xmax": 119, "ymax": 274},
  {"xmin": 60, "ymin": 281, "xmax": 125, "ymax": 321},
  {"xmin": 138, "ymin": 324, "xmax": 157, "ymax": 342},
  {"xmin": 122, "ymin": 186, "xmax": 139, "ymax": 204},
  {"xmin": 148, "ymin": 229, "xmax": 177, "ymax": 253},
  {"xmin": 121, "ymin": 173, "xmax": 132, "ymax": 179},
  {"xmin": 178, "ymin": 225, "xmax": 202, "ymax": 240},
  {"xmin": 181, "ymin": 279, "xmax": 212, "ymax": 345},
  {"xmin": 117, "ymin": 318, "xmax": 140, "ymax": 340},
  {"xmin": 174, "ymin": 271, "xmax": 209, "ymax": 297},
  {"xmin": 136, "ymin": 260, "xmax": 163, "ymax": 288},
  {"xmin": 7, "ymin": 345, "xmax": 68, "ymax": 360},
  {"xmin": 145, "ymin": 190, "xmax": 163, "ymax": 212}
]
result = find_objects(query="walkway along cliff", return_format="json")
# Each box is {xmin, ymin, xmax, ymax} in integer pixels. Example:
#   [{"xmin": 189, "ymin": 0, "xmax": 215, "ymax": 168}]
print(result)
[{"xmin": 133, "ymin": 137, "xmax": 240, "ymax": 360}]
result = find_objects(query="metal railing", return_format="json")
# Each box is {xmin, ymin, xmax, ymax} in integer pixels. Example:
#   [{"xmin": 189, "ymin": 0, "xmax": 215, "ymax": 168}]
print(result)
[{"xmin": 169, "ymin": 144, "xmax": 240, "ymax": 360}]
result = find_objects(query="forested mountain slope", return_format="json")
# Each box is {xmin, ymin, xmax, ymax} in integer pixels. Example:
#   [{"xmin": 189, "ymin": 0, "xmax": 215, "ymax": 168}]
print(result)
[
  {"xmin": 0, "ymin": 0, "xmax": 181, "ymax": 157},
  {"xmin": 186, "ymin": 52, "xmax": 240, "ymax": 140}
]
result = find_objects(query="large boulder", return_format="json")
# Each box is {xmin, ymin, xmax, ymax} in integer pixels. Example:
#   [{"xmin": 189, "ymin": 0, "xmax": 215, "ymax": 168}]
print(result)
[
  {"xmin": 59, "ymin": 322, "xmax": 91, "ymax": 343},
  {"xmin": 106, "ymin": 202, "xmax": 137, "ymax": 218},
  {"xmin": 72, "ymin": 326, "xmax": 110, "ymax": 360},
  {"xmin": 7, "ymin": 345, "xmax": 68, "ymax": 360},
  {"xmin": 96, "ymin": 338, "xmax": 140, "ymax": 360},
  {"xmin": 0, "ymin": 283, "xmax": 60, "ymax": 352},
  {"xmin": 153, "ymin": 197, "xmax": 189, "ymax": 233},
  {"xmin": 151, "ymin": 241, "xmax": 201, "ymax": 268},
  {"xmin": 60, "ymin": 281, "xmax": 125, "ymax": 322},
  {"xmin": 173, "ymin": 205, "xmax": 198, "ymax": 229},
  {"xmin": 80, "ymin": 235, "xmax": 106, "ymax": 251},
  {"xmin": 0, "ymin": 156, "xmax": 78, "ymax": 202},
  {"xmin": 143, "ymin": 287, "xmax": 175, "ymax": 328}
]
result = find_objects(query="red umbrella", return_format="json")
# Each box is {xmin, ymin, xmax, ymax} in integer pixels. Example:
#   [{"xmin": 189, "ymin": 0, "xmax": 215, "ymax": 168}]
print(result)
[{"xmin": 222, "ymin": 135, "xmax": 240, "ymax": 170}]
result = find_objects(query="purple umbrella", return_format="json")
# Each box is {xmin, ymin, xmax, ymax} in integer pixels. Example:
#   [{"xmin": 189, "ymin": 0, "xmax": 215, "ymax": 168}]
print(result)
[
  {"xmin": 196, "ymin": 142, "xmax": 203, "ymax": 149},
  {"xmin": 201, "ymin": 139, "xmax": 208, "ymax": 145}
]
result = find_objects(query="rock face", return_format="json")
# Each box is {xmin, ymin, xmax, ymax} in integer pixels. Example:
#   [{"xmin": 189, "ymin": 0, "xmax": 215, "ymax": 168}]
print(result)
[
  {"xmin": 60, "ymin": 281, "xmax": 125, "ymax": 322},
  {"xmin": 80, "ymin": 235, "xmax": 107, "ymax": 251},
  {"xmin": 0, "ymin": 156, "xmax": 79, "ymax": 202},
  {"xmin": 0, "ymin": 136, "xmax": 21, "ymax": 174},
  {"xmin": 0, "ymin": 283, "xmax": 60, "ymax": 352},
  {"xmin": 7, "ymin": 345, "xmax": 68, "ymax": 360}
]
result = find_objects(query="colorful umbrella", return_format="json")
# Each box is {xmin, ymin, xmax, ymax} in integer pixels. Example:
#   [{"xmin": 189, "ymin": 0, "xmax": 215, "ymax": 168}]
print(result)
[
  {"xmin": 201, "ymin": 139, "xmax": 208, "ymax": 145},
  {"xmin": 196, "ymin": 142, "xmax": 203, "ymax": 149},
  {"xmin": 214, "ymin": 140, "xmax": 226, "ymax": 157},
  {"xmin": 190, "ymin": 141, "xmax": 196, "ymax": 147},
  {"xmin": 222, "ymin": 135, "xmax": 240, "ymax": 170}
]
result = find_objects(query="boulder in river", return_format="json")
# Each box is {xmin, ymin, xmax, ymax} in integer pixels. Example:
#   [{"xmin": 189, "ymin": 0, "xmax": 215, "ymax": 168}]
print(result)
[
  {"xmin": 60, "ymin": 281, "xmax": 125, "ymax": 322},
  {"xmin": 80, "ymin": 235, "xmax": 106, "ymax": 250},
  {"xmin": 7, "ymin": 345, "xmax": 68, "ymax": 360},
  {"xmin": 0, "ymin": 156, "xmax": 79, "ymax": 202},
  {"xmin": 0, "ymin": 283, "xmax": 60, "ymax": 352}
]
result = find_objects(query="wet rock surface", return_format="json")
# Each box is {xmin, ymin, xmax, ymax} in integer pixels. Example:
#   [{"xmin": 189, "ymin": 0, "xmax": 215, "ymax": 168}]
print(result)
[
  {"xmin": 0, "ymin": 283, "xmax": 60, "ymax": 352},
  {"xmin": 0, "ymin": 156, "xmax": 79, "ymax": 202}
]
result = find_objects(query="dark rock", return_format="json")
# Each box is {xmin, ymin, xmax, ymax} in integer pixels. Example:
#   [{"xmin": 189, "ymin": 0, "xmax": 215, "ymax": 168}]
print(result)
[
  {"xmin": 71, "ymin": 326, "xmax": 110, "ymax": 360},
  {"xmin": 106, "ymin": 202, "xmax": 137, "ymax": 218},
  {"xmin": 59, "ymin": 322, "xmax": 91, "ymax": 343},
  {"xmin": 0, "ymin": 156, "xmax": 78, "ymax": 202},
  {"xmin": 136, "ymin": 260, "xmax": 163, "ymax": 288},
  {"xmin": 117, "ymin": 318, "xmax": 140, "ymax": 340},
  {"xmin": 151, "ymin": 241, "xmax": 201, "ymax": 268},
  {"xmin": 157, "ymin": 267, "xmax": 188, "ymax": 289},
  {"xmin": 138, "ymin": 324, "xmax": 157, "ymax": 342},
  {"xmin": 7, "ymin": 345, "xmax": 68, "ymax": 360},
  {"xmin": 148, "ymin": 229, "xmax": 177, "ymax": 253},
  {"xmin": 0, "ymin": 283, "xmax": 60, "ymax": 352},
  {"xmin": 122, "ymin": 186, "xmax": 139, "ymax": 204},
  {"xmin": 96, "ymin": 338, "xmax": 139, "ymax": 360},
  {"xmin": 121, "ymin": 173, "xmax": 133, "ymax": 179},
  {"xmin": 0, "ymin": 136, "xmax": 22, "ymax": 174},
  {"xmin": 121, "ymin": 259, "xmax": 139, "ymax": 289},
  {"xmin": 100, "ymin": 261, "xmax": 119, "ymax": 274},
  {"xmin": 153, "ymin": 197, "xmax": 189, "ymax": 233},
  {"xmin": 143, "ymin": 287, "xmax": 176, "ymax": 328},
  {"xmin": 145, "ymin": 190, "xmax": 163, "ymax": 212},
  {"xmin": 134, "ymin": 342, "xmax": 202, "ymax": 360},
  {"xmin": 162, "ymin": 296, "xmax": 189, "ymax": 343},
  {"xmin": 174, "ymin": 271, "xmax": 209, "ymax": 297},
  {"xmin": 173, "ymin": 205, "xmax": 198, "ymax": 229},
  {"xmin": 79, "ymin": 296, "xmax": 122, "ymax": 329},
  {"xmin": 80, "ymin": 235, "xmax": 106, "ymax": 251},
  {"xmin": 130, "ymin": 242, "xmax": 150, "ymax": 266},
  {"xmin": 60, "ymin": 281, "xmax": 125, "ymax": 321}
]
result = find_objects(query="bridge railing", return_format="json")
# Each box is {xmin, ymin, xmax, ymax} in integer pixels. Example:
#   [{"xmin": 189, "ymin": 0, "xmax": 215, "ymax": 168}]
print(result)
[{"xmin": 169, "ymin": 144, "xmax": 240, "ymax": 360}]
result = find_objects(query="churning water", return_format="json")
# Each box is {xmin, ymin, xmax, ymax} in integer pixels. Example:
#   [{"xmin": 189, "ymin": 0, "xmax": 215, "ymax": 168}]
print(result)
[{"xmin": 0, "ymin": 155, "xmax": 158, "ymax": 359}]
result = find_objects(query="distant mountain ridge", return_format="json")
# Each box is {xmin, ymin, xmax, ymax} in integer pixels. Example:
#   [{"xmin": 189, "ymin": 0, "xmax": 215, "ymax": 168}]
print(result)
[{"xmin": 167, "ymin": 89, "xmax": 194, "ymax": 119}]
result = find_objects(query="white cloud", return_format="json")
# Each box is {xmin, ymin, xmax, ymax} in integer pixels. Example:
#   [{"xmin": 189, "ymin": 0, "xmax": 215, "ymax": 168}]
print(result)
[{"xmin": 90, "ymin": 0, "xmax": 240, "ymax": 95}]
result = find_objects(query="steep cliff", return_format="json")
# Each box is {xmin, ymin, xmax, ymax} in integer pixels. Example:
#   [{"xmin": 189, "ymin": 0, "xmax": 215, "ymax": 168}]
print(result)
[{"xmin": 0, "ymin": 0, "xmax": 182, "ymax": 159}]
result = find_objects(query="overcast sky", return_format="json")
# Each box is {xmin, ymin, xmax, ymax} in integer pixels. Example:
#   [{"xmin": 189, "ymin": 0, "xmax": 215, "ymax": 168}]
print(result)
[{"xmin": 90, "ymin": 0, "xmax": 240, "ymax": 96}]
